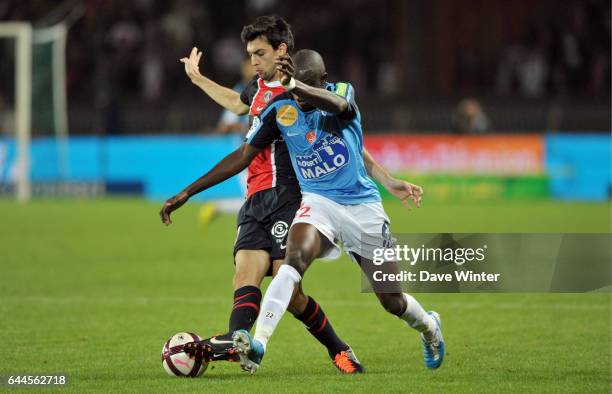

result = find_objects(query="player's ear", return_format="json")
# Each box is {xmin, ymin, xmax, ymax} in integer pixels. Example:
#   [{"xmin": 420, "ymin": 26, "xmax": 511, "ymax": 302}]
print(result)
[
  {"xmin": 321, "ymin": 72, "xmax": 328, "ymax": 85},
  {"xmin": 277, "ymin": 43, "xmax": 288, "ymax": 56}
]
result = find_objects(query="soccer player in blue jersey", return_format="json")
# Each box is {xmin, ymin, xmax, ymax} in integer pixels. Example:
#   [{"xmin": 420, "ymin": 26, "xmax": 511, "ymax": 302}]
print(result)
[
  {"xmin": 231, "ymin": 49, "xmax": 445, "ymax": 373},
  {"xmin": 163, "ymin": 16, "xmax": 364, "ymax": 374}
]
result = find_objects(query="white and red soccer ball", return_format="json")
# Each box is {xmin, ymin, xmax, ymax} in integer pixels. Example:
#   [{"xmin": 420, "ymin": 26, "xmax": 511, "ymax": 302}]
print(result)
[{"xmin": 161, "ymin": 332, "xmax": 209, "ymax": 377}]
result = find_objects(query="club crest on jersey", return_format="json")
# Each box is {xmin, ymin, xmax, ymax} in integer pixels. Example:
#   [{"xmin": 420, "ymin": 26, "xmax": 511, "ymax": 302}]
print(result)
[
  {"xmin": 277, "ymin": 105, "xmax": 298, "ymax": 127},
  {"xmin": 295, "ymin": 134, "xmax": 350, "ymax": 180},
  {"xmin": 263, "ymin": 90, "xmax": 274, "ymax": 103},
  {"xmin": 306, "ymin": 131, "xmax": 316, "ymax": 144}
]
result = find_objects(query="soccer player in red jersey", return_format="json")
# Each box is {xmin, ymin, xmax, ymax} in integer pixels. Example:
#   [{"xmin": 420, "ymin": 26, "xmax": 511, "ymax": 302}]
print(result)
[{"xmin": 163, "ymin": 16, "xmax": 364, "ymax": 373}]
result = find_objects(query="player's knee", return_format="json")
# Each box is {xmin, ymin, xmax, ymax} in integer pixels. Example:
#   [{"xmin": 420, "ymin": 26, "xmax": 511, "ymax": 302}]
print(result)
[
  {"xmin": 285, "ymin": 248, "xmax": 309, "ymax": 276},
  {"xmin": 232, "ymin": 268, "xmax": 260, "ymax": 289},
  {"xmin": 378, "ymin": 293, "xmax": 406, "ymax": 316}
]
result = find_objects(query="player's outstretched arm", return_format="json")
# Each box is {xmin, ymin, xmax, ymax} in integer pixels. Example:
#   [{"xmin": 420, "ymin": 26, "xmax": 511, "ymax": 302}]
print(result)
[
  {"xmin": 181, "ymin": 47, "xmax": 250, "ymax": 115},
  {"xmin": 159, "ymin": 144, "xmax": 261, "ymax": 225},
  {"xmin": 275, "ymin": 55, "xmax": 348, "ymax": 114},
  {"xmin": 363, "ymin": 149, "xmax": 423, "ymax": 211}
]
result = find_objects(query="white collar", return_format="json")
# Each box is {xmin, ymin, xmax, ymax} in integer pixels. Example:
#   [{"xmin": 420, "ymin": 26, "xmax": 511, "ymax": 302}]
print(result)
[{"xmin": 261, "ymin": 79, "xmax": 282, "ymax": 88}]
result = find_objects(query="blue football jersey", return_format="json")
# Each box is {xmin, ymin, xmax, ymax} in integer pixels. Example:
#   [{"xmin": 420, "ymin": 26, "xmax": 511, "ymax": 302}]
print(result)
[{"xmin": 245, "ymin": 82, "xmax": 381, "ymax": 205}]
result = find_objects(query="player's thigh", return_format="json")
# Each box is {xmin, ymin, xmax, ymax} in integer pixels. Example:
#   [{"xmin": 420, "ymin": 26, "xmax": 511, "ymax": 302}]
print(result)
[
  {"xmin": 292, "ymin": 193, "xmax": 343, "ymax": 260},
  {"xmin": 342, "ymin": 201, "xmax": 393, "ymax": 262},
  {"xmin": 234, "ymin": 249, "xmax": 271, "ymax": 289},
  {"xmin": 266, "ymin": 185, "xmax": 301, "ymax": 262},
  {"xmin": 284, "ymin": 222, "xmax": 333, "ymax": 276},
  {"xmin": 234, "ymin": 193, "xmax": 274, "ymax": 259},
  {"xmin": 233, "ymin": 202, "xmax": 274, "ymax": 289}
]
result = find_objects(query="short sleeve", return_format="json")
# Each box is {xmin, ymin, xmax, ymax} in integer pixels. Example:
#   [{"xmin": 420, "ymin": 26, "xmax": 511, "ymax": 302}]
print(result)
[
  {"xmin": 334, "ymin": 82, "xmax": 358, "ymax": 120},
  {"xmin": 245, "ymin": 106, "xmax": 280, "ymax": 149}
]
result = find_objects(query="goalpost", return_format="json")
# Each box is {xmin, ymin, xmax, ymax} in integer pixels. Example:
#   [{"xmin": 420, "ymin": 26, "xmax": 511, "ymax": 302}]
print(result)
[
  {"xmin": 0, "ymin": 22, "xmax": 31, "ymax": 202},
  {"xmin": 0, "ymin": 22, "xmax": 69, "ymax": 202}
]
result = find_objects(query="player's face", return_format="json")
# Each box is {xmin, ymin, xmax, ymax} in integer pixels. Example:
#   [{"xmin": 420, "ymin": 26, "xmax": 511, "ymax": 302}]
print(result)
[
  {"xmin": 246, "ymin": 36, "xmax": 287, "ymax": 82},
  {"xmin": 293, "ymin": 70, "xmax": 325, "ymax": 110}
]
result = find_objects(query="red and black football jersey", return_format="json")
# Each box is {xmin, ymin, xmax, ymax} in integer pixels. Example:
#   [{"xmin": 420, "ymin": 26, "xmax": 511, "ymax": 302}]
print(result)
[{"xmin": 240, "ymin": 77, "xmax": 299, "ymax": 198}]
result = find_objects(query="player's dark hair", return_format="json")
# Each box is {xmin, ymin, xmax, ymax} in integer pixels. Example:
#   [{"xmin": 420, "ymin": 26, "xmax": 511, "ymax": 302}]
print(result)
[{"xmin": 241, "ymin": 15, "xmax": 294, "ymax": 54}]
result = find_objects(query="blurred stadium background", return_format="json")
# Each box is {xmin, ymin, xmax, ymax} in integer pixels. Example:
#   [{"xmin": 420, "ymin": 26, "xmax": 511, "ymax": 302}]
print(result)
[
  {"xmin": 0, "ymin": 0, "xmax": 610, "ymax": 203},
  {"xmin": 0, "ymin": 2, "xmax": 611, "ymax": 392}
]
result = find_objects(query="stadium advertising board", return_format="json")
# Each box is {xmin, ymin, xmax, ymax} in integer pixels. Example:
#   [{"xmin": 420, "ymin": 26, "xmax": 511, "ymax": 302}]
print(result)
[
  {"xmin": 364, "ymin": 134, "xmax": 548, "ymax": 201},
  {"xmin": 546, "ymin": 133, "xmax": 611, "ymax": 201},
  {"xmin": 1, "ymin": 133, "xmax": 610, "ymax": 201},
  {"xmin": 364, "ymin": 134, "xmax": 544, "ymax": 175}
]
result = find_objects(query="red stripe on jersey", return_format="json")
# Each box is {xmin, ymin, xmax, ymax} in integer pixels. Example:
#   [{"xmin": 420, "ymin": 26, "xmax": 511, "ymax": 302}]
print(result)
[
  {"xmin": 246, "ymin": 79, "xmax": 285, "ymax": 197},
  {"xmin": 247, "ymin": 145, "xmax": 274, "ymax": 198}
]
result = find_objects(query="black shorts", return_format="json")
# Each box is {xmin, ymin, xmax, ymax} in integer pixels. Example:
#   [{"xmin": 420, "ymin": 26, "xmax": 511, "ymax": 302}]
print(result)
[{"xmin": 233, "ymin": 185, "xmax": 301, "ymax": 263}]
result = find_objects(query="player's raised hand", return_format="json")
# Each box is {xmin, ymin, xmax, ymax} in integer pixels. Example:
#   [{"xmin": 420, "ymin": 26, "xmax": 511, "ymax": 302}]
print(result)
[
  {"xmin": 180, "ymin": 47, "xmax": 203, "ymax": 81},
  {"xmin": 160, "ymin": 192, "xmax": 189, "ymax": 225},
  {"xmin": 386, "ymin": 179, "xmax": 423, "ymax": 211},
  {"xmin": 275, "ymin": 54, "xmax": 295, "ymax": 85}
]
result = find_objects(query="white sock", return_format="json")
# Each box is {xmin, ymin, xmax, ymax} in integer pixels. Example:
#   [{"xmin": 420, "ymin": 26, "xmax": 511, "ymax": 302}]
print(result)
[
  {"xmin": 400, "ymin": 293, "xmax": 436, "ymax": 338},
  {"xmin": 253, "ymin": 265, "xmax": 302, "ymax": 350}
]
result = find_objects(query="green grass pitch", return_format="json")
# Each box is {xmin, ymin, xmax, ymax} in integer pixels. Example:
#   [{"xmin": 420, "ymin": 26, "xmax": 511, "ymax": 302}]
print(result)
[{"xmin": 0, "ymin": 199, "xmax": 610, "ymax": 393}]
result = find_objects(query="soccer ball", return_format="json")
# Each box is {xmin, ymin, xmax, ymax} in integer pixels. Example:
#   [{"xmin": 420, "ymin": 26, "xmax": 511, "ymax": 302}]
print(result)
[{"xmin": 161, "ymin": 332, "xmax": 209, "ymax": 377}]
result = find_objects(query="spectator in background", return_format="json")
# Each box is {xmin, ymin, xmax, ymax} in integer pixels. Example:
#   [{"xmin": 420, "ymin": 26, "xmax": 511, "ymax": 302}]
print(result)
[
  {"xmin": 377, "ymin": 47, "xmax": 400, "ymax": 97},
  {"xmin": 451, "ymin": 98, "xmax": 490, "ymax": 134},
  {"xmin": 216, "ymin": 58, "xmax": 255, "ymax": 134},
  {"xmin": 141, "ymin": 22, "xmax": 164, "ymax": 102},
  {"xmin": 561, "ymin": 2, "xmax": 588, "ymax": 94},
  {"xmin": 496, "ymin": 0, "xmax": 610, "ymax": 99},
  {"xmin": 517, "ymin": 41, "xmax": 548, "ymax": 97},
  {"xmin": 497, "ymin": 26, "xmax": 549, "ymax": 98},
  {"xmin": 0, "ymin": 0, "xmax": 608, "ymax": 136}
]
